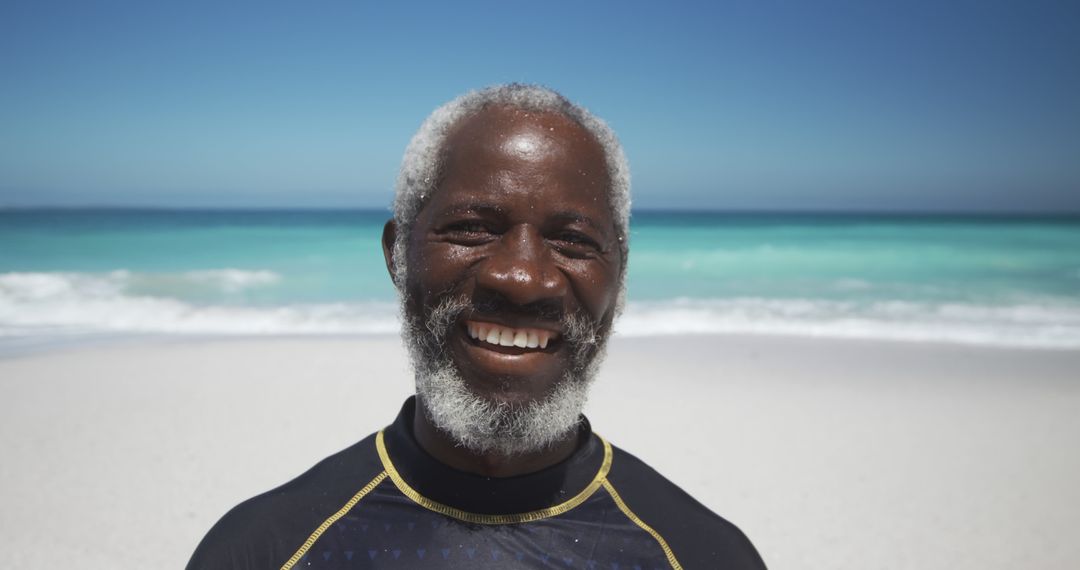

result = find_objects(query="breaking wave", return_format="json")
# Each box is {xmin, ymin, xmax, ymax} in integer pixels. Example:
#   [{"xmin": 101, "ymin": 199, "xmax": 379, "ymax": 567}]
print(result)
[
  {"xmin": 2, "ymin": 271, "xmax": 1079, "ymax": 349},
  {"xmin": 0, "ymin": 270, "xmax": 398, "ymax": 337},
  {"xmin": 616, "ymin": 297, "xmax": 1080, "ymax": 349}
]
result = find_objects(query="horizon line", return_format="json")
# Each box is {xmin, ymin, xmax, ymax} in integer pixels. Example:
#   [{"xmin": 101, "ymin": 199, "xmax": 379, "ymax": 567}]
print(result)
[{"xmin": 2, "ymin": 205, "xmax": 1080, "ymax": 218}]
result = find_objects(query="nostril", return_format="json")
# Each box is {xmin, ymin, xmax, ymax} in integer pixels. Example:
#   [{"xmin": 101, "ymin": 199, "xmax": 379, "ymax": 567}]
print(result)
[{"xmin": 474, "ymin": 249, "xmax": 567, "ymax": 306}]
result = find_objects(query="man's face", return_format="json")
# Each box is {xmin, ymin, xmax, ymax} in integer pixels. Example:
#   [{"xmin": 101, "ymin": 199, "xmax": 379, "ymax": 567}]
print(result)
[{"xmin": 396, "ymin": 106, "xmax": 623, "ymax": 452}]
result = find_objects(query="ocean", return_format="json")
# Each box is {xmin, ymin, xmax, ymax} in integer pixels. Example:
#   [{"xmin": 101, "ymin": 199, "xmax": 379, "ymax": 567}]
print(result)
[{"xmin": 2, "ymin": 209, "xmax": 1079, "ymax": 350}]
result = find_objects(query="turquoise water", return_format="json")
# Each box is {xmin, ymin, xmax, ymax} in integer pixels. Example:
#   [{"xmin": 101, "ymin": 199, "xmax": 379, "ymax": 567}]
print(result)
[
  {"xmin": 2, "ymin": 209, "xmax": 1079, "ymax": 348},
  {"xmin": 628, "ymin": 213, "xmax": 1080, "ymax": 302}
]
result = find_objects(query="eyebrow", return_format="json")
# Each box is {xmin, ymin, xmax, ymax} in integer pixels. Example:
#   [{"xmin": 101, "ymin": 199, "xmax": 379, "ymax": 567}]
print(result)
[
  {"xmin": 548, "ymin": 211, "xmax": 609, "ymax": 235},
  {"xmin": 433, "ymin": 203, "xmax": 505, "ymax": 218}
]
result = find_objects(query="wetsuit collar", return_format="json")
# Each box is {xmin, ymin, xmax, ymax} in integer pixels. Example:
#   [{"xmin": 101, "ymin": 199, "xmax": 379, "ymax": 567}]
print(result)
[{"xmin": 380, "ymin": 397, "xmax": 606, "ymax": 517}]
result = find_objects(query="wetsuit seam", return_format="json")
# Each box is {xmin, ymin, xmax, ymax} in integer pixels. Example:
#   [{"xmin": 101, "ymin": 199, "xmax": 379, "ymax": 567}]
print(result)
[
  {"xmin": 279, "ymin": 470, "xmax": 389, "ymax": 570},
  {"xmin": 602, "ymin": 479, "xmax": 684, "ymax": 570},
  {"xmin": 376, "ymin": 430, "xmax": 613, "ymax": 525}
]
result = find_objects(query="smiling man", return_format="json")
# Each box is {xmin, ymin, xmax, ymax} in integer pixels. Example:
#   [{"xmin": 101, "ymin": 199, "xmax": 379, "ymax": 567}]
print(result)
[{"xmin": 188, "ymin": 85, "xmax": 765, "ymax": 570}]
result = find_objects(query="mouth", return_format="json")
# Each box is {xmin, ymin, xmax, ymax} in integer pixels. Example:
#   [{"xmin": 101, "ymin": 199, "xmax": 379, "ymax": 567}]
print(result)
[
  {"xmin": 448, "ymin": 316, "xmax": 569, "ymax": 387},
  {"xmin": 463, "ymin": 320, "xmax": 561, "ymax": 355}
]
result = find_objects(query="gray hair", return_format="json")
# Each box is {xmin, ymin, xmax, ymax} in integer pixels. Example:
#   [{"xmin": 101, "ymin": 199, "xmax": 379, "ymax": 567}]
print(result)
[{"xmin": 390, "ymin": 83, "xmax": 631, "ymax": 293}]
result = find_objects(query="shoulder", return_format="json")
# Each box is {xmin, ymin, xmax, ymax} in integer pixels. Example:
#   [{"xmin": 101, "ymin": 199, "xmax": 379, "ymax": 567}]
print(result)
[
  {"xmin": 604, "ymin": 441, "xmax": 767, "ymax": 570},
  {"xmin": 186, "ymin": 432, "xmax": 384, "ymax": 570}
]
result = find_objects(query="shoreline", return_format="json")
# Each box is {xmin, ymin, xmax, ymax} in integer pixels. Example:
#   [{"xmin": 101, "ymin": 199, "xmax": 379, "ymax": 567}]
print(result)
[
  {"xmin": 1, "ymin": 335, "xmax": 1077, "ymax": 568},
  {"xmin": 4, "ymin": 327, "xmax": 1080, "ymax": 361}
]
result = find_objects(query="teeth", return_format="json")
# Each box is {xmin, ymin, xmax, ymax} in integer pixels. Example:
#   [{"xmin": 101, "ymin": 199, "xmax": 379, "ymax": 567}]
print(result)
[{"xmin": 466, "ymin": 321, "xmax": 558, "ymax": 351}]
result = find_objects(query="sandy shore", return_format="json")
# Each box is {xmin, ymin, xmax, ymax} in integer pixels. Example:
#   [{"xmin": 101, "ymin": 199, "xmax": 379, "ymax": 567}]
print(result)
[{"xmin": 1, "ymin": 334, "xmax": 1078, "ymax": 569}]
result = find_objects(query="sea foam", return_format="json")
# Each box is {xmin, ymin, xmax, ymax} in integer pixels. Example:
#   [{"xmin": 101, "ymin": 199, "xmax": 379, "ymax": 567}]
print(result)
[
  {"xmin": 2, "ymin": 271, "xmax": 1079, "ymax": 349},
  {"xmin": 615, "ymin": 297, "xmax": 1080, "ymax": 349},
  {"xmin": 0, "ymin": 271, "xmax": 399, "ymax": 337}
]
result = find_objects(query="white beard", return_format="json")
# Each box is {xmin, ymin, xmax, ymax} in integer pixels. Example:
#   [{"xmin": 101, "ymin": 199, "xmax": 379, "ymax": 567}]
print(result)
[{"xmin": 401, "ymin": 294, "xmax": 608, "ymax": 456}]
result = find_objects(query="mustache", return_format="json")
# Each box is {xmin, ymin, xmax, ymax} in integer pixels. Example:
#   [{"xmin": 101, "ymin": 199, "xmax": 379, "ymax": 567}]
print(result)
[
  {"xmin": 471, "ymin": 291, "xmax": 564, "ymax": 323},
  {"xmin": 423, "ymin": 291, "xmax": 602, "ymax": 348}
]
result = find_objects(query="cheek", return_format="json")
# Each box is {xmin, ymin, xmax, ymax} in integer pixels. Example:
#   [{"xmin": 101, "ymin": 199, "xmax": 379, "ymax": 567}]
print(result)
[
  {"xmin": 408, "ymin": 241, "xmax": 476, "ymax": 297},
  {"xmin": 568, "ymin": 260, "xmax": 621, "ymax": 320}
]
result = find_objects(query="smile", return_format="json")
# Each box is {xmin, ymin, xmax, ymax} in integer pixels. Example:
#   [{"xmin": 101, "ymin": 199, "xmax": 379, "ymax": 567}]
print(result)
[{"xmin": 465, "ymin": 320, "xmax": 559, "ymax": 350}]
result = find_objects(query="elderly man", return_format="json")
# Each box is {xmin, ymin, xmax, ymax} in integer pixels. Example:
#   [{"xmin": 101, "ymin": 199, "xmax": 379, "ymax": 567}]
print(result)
[{"xmin": 188, "ymin": 85, "xmax": 765, "ymax": 569}]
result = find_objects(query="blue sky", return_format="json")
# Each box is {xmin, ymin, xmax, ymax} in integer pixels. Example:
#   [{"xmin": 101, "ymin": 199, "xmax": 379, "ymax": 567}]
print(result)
[{"xmin": 1, "ymin": 0, "xmax": 1078, "ymax": 212}]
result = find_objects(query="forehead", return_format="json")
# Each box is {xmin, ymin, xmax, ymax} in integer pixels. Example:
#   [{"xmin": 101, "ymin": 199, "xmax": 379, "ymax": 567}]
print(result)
[
  {"xmin": 430, "ymin": 106, "xmax": 614, "ymax": 220},
  {"xmin": 444, "ymin": 105, "xmax": 604, "ymax": 161}
]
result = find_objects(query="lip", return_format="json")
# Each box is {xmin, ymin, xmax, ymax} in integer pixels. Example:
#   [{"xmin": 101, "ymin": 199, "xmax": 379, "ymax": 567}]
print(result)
[
  {"xmin": 461, "ymin": 313, "xmax": 563, "ymax": 335},
  {"xmin": 451, "ymin": 319, "xmax": 565, "ymax": 381},
  {"xmin": 460, "ymin": 321, "xmax": 561, "ymax": 355}
]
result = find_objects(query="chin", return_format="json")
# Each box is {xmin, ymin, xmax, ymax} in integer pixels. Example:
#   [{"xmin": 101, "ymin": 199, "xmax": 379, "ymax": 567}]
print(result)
[
  {"xmin": 416, "ymin": 360, "xmax": 592, "ymax": 456},
  {"xmin": 463, "ymin": 375, "xmax": 559, "ymax": 410}
]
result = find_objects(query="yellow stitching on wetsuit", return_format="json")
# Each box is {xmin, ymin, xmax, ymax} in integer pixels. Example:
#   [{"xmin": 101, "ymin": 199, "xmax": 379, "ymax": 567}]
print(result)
[
  {"xmin": 602, "ymin": 479, "xmax": 684, "ymax": 570},
  {"xmin": 375, "ymin": 430, "xmax": 613, "ymax": 525},
  {"xmin": 280, "ymin": 471, "xmax": 388, "ymax": 570}
]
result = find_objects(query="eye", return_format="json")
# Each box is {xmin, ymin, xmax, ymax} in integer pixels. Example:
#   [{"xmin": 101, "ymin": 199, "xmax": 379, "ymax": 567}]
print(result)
[
  {"xmin": 448, "ymin": 221, "xmax": 489, "ymax": 234},
  {"xmin": 439, "ymin": 220, "xmax": 498, "ymax": 244},
  {"xmin": 549, "ymin": 231, "xmax": 604, "ymax": 257}
]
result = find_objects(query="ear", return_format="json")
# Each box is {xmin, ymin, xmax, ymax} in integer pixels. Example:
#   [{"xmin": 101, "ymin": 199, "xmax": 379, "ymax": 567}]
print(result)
[{"xmin": 382, "ymin": 219, "xmax": 399, "ymax": 285}]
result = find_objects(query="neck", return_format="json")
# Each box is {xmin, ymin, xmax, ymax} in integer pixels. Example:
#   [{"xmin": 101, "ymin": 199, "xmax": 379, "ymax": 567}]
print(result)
[{"xmin": 412, "ymin": 398, "xmax": 579, "ymax": 478}]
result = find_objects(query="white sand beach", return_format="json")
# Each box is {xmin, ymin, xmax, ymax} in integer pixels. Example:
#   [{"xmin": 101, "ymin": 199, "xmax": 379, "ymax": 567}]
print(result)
[{"xmin": 1, "ymin": 335, "xmax": 1078, "ymax": 569}]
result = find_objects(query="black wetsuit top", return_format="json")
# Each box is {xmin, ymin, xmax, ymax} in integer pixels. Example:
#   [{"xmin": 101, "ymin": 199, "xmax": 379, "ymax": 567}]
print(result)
[{"xmin": 187, "ymin": 398, "xmax": 765, "ymax": 569}]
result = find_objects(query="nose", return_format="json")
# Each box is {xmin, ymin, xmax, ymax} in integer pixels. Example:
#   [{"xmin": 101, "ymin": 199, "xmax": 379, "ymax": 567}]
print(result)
[{"xmin": 474, "ymin": 224, "xmax": 569, "ymax": 306}]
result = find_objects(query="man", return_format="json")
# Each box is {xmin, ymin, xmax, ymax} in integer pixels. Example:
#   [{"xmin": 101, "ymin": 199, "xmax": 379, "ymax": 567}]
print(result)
[{"xmin": 188, "ymin": 84, "xmax": 765, "ymax": 569}]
